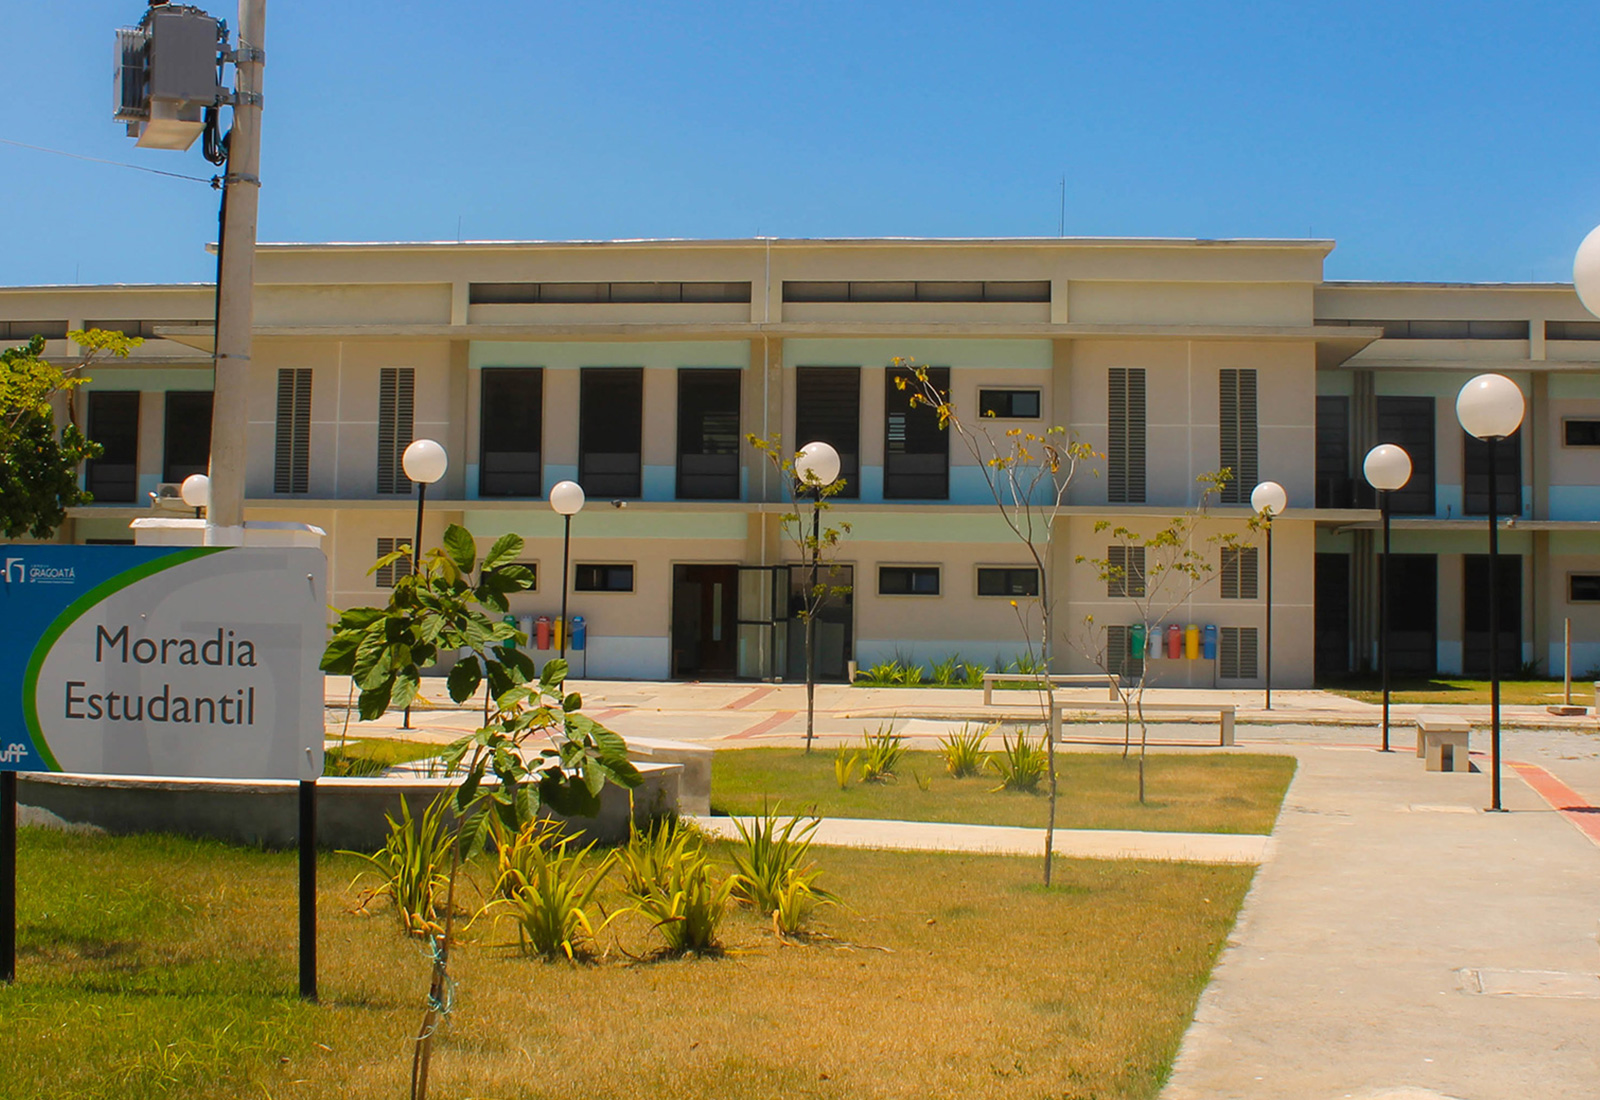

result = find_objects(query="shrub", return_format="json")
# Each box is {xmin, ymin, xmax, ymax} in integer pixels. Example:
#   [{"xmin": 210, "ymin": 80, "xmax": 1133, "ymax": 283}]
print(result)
[
  {"xmin": 961, "ymin": 659, "xmax": 989, "ymax": 688},
  {"xmin": 834, "ymin": 745, "xmax": 860, "ymax": 789},
  {"xmin": 988, "ymin": 730, "xmax": 1049, "ymax": 793},
  {"xmin": 901, "ymin": 663, "xmax": 926, "ymax": 685},
  {"xmin": 615, "ymin": 820, "xmax": 732, "ymax": 955},
  {"xmin": 729, "ymin": 805, "xmax": 837, "ymax": 937},
  {"xmin": 939, "ymin": 723, "xmax": 990, "ymax": 778},
  {"xmin": 493, "ymin": 820, "xmax": 613, "ymax": 961},
  {"xmin": 345, "ymin": 792, "xmax": 456, "ymax": 937},
  {"xmin": 861, "ymin": 659, "xmax": 906, "ymax": 686},
  {"xmin": 931, "ymin": 654, "xmax": 962, "ymax": 686},
  {"xmin": 858, "ymin": 724, "xmax": 907, "ymax": 783},
  {"xmin": 1008, "ymin": 653, "xmax": 1049, "ymax": 678}
]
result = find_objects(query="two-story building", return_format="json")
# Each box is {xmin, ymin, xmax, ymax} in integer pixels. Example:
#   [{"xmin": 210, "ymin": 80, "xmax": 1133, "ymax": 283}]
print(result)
[{"xmin": 2, "ymin": 237, "xmax": 1595, "ymax": 685}]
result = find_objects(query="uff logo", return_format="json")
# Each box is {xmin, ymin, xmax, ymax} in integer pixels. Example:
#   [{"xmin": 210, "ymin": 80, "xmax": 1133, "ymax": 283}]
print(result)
[
  {"xmin": 3, "ymin": 558, "xmax": 22, "ymax": 584},
  {"xmin": 0, "ymin": 743, "xmax": 28, "ymax": 764}
]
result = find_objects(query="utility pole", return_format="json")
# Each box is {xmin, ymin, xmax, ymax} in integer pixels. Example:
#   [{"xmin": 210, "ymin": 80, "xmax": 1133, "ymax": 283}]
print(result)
[{"xmin": 207, "ymin": 0, "xmax": 265, "ymax": 541}]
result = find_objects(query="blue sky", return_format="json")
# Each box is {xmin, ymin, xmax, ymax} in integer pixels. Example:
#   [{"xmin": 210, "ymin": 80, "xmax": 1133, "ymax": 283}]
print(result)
[{"xmin": 3, "ymin": 1, "xmax": 1599, "ymax": 287}]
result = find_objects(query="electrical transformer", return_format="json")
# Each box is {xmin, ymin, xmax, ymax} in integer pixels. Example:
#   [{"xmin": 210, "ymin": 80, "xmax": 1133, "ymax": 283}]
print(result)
[{"xmin": 114, "ymin": 4, "xmax": 226, "ymax": 151}]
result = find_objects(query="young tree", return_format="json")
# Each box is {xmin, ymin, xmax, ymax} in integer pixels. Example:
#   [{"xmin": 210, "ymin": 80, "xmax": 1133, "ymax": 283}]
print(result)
[
  {"xmin": 0, "ymin": 329, "xmax": 140, "ymax": 538},
  {"xmin": 747, "ymin": 434, "xmax": 853, "ymax": 753},
  {"xmin": 1073, "ymin": 471, "xmax": 1257, "ymax": 803},
  {"xmin": 893, "ymin": 357, "xmax": 1095, "ymax": 886},
  {"xmin": 322, "ymin": 524, "xmax": 640, "ymax": 1099}
]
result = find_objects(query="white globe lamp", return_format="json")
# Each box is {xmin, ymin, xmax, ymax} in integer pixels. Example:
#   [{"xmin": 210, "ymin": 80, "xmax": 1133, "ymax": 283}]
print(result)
[
  {"xmin": 402, "ymin": 438, "xmax": 448, "ymax": 485},
  {"xmin": 794, "ymin": 440, "xmax": 841, "ymax": 488},
  {"xmin": 1250, "ymin": 480, "xmax": 1287, "ymax": 518},
  {"xmin": 1362, "ymin": 444, "xmax": 1412, "ymax": 493},
  {"xmin": 550, "ymin": 480, "xmax": 586, "ymax": 516},
  {"xmin": 1574, "ymin": 224, "xmax": 1600, "ymax": 318},
  {"xmin": 180, "ymin": 473, "xmax": 210, "ymax": 509},
  {"xmin": 1455, "ymin": 374, "xmax": 1525, "ymax": 441}
]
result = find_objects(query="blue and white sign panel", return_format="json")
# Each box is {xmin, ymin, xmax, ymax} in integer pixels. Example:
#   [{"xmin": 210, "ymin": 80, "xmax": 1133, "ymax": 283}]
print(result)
[{"xmin": 0, "ymin": 546, "xmax": 327, "ymax": 781}]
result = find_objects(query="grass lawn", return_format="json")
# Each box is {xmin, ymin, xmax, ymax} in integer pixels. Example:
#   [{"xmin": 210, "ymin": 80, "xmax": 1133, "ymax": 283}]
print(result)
[
  {"xmin": 713, "ymin": 748, "xmax": 1295, "ymax": 835},
  {"xmin": 1319, "ymin": 676, "xmax": 1594, "ymax": 707},
  {"xmin": 4, "ymin": 826, "xmax": 1253, "ymax": 1100},
  {"xmin": 322, "ymin": 737, "xmax": 445, "ymax": 776}
]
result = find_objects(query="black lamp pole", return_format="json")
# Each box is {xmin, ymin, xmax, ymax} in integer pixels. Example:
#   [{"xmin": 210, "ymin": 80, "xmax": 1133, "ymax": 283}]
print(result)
[
  {"xmin": 559, "ymin": 513, "xmax": 572, "ymax": 661},
  {"xmin": 805, "ymin": 488, "xmax": 821, "ymax": 754},
  {"xmin": 1379, "ymin": 490, "xmax": 1393, "ymax": 752},
  {"xmin": 1487, "ymin": 439, "xmax": 1503, "ymax": 811},
  {"xmin": 1264, "ymin": 520, "xmax": 1274, "ymax": 710},
  {"xmin": 402, "ymin": 481, "xmax": 427, "ymax": 731}
]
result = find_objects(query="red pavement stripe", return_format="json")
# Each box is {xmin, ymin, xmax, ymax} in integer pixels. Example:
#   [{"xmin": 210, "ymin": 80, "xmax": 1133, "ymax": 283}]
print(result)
[
  {"xmin": 1510, "ymin": 761, "xmax": 1600, "ymax": 848},
  {"xmin": 728, "ymin": 710, "xmax": 795, "ymax": 740},
  {"xmin": 593, "ymin": 708, "xmax": 629, "ymax": 721},
  {"xmin": 723, "ymin": 686, "xmax": 774, "ymax": 710}
]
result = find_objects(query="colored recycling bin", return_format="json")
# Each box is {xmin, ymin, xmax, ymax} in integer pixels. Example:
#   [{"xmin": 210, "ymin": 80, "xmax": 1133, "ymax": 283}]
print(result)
[
  {"xmin": 1129, "ymin": 623, "xmax": 1145, "ymax": 657},
  {"xmin": 1148, "ymin": 627, "xmax": 1162, "ymax": 659},
  {"xmin": 1185, "ymin": 624, "xmax": 1200, "ymax": 660},
  {"xmin": 535, "ymin": 615, "xmax": 551, "ymax": 650},
  {"xmin": 1166, "ymin": 624, "xmax": 1182, "ymax": 658},
  {"xmin": 1203, "ymin": 623, "xmax": 1218, "ymax": 660},
  {"xmin": 571, "ymin": 614, "xmax": 587, "ymax": 651}
]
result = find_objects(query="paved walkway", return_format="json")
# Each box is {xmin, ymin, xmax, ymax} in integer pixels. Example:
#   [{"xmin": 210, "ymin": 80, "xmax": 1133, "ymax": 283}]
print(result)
[
  {"xmin": 1160, "ymin": 745, "xmax": 1600, "ymax": 1100},
  {"xmin": 689, "ymin": 814, "xmax": 1273, "ymax": 864}
]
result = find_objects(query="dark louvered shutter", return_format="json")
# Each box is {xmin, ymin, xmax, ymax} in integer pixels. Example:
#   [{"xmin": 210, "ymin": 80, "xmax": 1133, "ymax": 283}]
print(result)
[
  {"xmin": 377, "ymin": 367, "xmax": 415, "ymax": 494},
  {"xmin": 274, "ymin": 368, "xmax": 312, "ymax": 494},
  {"xmin": 1220, "ymin": 626, "xmax": 1259, "ymax": 679},
  {"xmin": 374, "ymin": 537, "xmax": 414, "ymax": 588},
  {"xmin": 1108, "ymin": 367, "xmax": 1146, "ymax": 503},
  {"xmin": 1221, "ymin": 546, "xmax": 1259, "ymax": 600},
  {"xmin": 1219, "ymin": 368, "xmax": 1258, "ymax": 503},
  {"xmin": 1105, "ymin": 625, "xmax": 1144, "ymax": 680},
  {"xmin": 1106, "ymin": 545, "xmax": 1146, "ymax": 598}
]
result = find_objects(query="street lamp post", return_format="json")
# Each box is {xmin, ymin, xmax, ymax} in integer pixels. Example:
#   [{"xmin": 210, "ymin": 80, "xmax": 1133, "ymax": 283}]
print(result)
[
  {"xmin": 1251, "ymin": 481, "xmax": 1288, "ymax": 709},
  {"xmin": 1455, "ymin": 375, "xmax": 1524, "ymax": 812},
  {"xmin": 180, "ymin": 473, "xmax": 210, "ymax": 520},
  {"xmin": 793, "ymin": 441, "xmax": 841, "ymax": 754},
  {"xmin": 1363, "ymin": 444, "xmax": 1413, "ymax": 753},
  {"xmin": 401, "ymin": 440, "xmax": 448, "ymax": 729},
  {"xmin": 550, "ymin": 481, "xmax": 586, "ymax": 662}
]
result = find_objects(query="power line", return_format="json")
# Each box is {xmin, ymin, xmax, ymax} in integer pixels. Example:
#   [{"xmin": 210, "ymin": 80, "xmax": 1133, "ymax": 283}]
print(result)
[{"xmin": 0, "ymin": 136, "xmax": 214, "ymax": 184}]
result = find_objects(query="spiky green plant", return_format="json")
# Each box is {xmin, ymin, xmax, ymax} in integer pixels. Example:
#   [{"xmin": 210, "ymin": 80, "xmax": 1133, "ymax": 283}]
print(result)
[
  {"xmin": 939, "ymin": 723, "xmax": 990, "ymax": 778},
  {"xmin": 931, "ymin": 654, "xmax": 961, "ymax": 686},
  {"xmin": 344, "ymin": 792, "xmax": 456, "ymax": 938},
  {"xmin": 728, "ymin": 806, "xmax": 837, "ymax": 937},
  {"xmin": 492, "ymin": 821, "xmax": 614, "ymax": 961},
  {"xmin": 858, "ymin": 724, "xmax": 907, "ymax": 783},
  {"xmin": 862, "ymin": 659, "xmax": 906, "ymax": 686},
  {"xmin": 988, "ymin": 730, "xmax": 1049, "ymax": 793},
  {"xmin": 961, "ymin": 659, "xmax": 988, "ymax": 688},
  {"xmin": 615, "ymin": 820, "xmax": 732, "ymax": 955},
  {"xmin": 834, "ymin": 745, "xmax": 860, "ymax": 789}
]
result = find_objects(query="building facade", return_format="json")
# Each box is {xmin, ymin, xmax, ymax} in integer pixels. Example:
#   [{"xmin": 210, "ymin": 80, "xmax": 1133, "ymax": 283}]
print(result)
[{"xmin": 2, "ymin": 237, "xmax": 1597, "ymax": 685}]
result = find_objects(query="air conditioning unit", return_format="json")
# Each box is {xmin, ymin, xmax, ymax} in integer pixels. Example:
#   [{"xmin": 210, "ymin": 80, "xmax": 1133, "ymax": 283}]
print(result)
[
  {"xmin": 149, "ymin": 482, "xmax": 189, "ymax": 510},
  {"xmin": 114, "ymin": 6, "xmax": 226, "ymax": 151}
]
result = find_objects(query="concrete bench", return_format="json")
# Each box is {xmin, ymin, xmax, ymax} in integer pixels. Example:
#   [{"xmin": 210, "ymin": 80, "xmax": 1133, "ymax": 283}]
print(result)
[
  {"xmin": 982, "ymin": 672, "xmax": 1120, "ymax": 705},
  {"xmin": 1050, "ymin": 700, "xmax": 1235, "ymax": 747},
  {"xmin": 1416, "ymin": 716, "xmax": 1471, "ymax": 773},
  {"xmin": 624, "ymin": 736, "xmax": 712, "ymax": 815}
]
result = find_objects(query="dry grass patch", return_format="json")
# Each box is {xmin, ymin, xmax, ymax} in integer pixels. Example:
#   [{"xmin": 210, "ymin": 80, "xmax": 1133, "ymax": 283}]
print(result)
[
  {"xmin": 714, "ymin": 747, "xmax": 1295, "ymax": 834},
  {"xmin": 4, "ymin": 826, "xmax": 1253, "ymax": 1100}
]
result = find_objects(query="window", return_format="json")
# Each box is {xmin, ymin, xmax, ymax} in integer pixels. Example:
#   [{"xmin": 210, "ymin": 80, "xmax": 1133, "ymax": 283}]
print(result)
[
  {"xmin": 1221, "ymin": 546, "xmax": 1259, "ymax": 599},
  {"xmin": 1546, "ymin": 320, "xmax": 1600, "ymax": 341},
  {"xmin": 795, "ymin": 367, "xmax": 860, "ymax": 499},
  {"xmin": 878, "ymin": 566, "xmax": 940, "ymax": 595},
  {"xmin": 1106, "ymin": 545, "xmax": 1145, "ymax": 598},
  {"xmin": 479, "ymin": 367, "xmax": 543, "ymax": 497},
  {"xmin": 376, "ymin": 367, "xmax": 415, "ymax": 494},
  {"xmin": 86, "ymin": 391, "xmax": 140, "ymax": 503},
  {"xmin": 783, "ymin": 280, "xmax": 1050, "ymax": 303},
  {"xmin": 575, "ymin": 563, "xmax": 634, "ymax": 592},
  {"xmin": 1315, "ymin": 395, "xmax": 1353, "ymax": 508},
  {"xmin": 374, "ymin": 537, "xmax": 413, "ymax": 588},
  {"xmin": 469, "ymin": 282, "xmax": 750, "ymax": 305},
  {"xmin": 676, "ymin": 369, "xmax": 740, "ymax": 499},
  {"xmin": 1462, "ymin": 429, "xmax": 1521, "ymax": 516},
  {"xmin": 1316, "ymin": 319, "xmax": 1529, "ymax": 340},
  {"xmin": 1219, "ymin": 368, "xmax": 1258, "ymax": 503},
  {"xmin": 884, "ymin": 365, "xmax": 949, "ymax": 499},
  {"xmin": 976, "ymin": 567, "xmax": 1040, "ymax": 597},
  {"xmin": 162, "ymin": 391, "xmax": 212, "ymax": 484},
  {"xmin": 1107, "ymin": 367, "xmax": 1146, "ymax": 504},
  {"xmin": 579, "ymin": 367, "xmax": 643, "ymax": 498},
  {"xmin": 978, "ymin": 389, "xmax": 1041, "ymax": 419},
  {"xmin": 0, "ymin": 320, "xmax": 68, "ymax": 340},
  {"xmin": 1105, "ymin": 625, "xmax": 1143, "ymax": 680},
  {"xmin": 1375, "ymin": 396, "xmax": 1434, "ymax": 514},
  {"xmin": 1563, "ymin": 419, "xmax": 1600, "ymax": 446},
  {"xmin": 1219, "ymin": 627, "xmax": 1259, "ymax": 680},
  {"xmin": 1569, "ymin": 574, "xmax": 1600, "ymax": 603},
  {"xmin": 275, "ymin": 368, "xmax": 312, "ymax": 494}
]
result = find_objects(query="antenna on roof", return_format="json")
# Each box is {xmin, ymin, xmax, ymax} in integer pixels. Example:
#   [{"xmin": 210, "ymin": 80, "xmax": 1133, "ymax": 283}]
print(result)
[{"xmin": 1058, "ymin": 176, "xmax": 1065, "ymax": 237}]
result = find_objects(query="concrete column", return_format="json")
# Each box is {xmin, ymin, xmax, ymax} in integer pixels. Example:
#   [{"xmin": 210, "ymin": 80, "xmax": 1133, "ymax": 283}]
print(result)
[
  {"xmin": 1050, "ymin": 338, "xmax": 1073, "ymax": 430},
  {"xmin": 445, "ymin": 340, "xmax": 469, "ymax": 500},
  {"xmin": 1531, "ymin": 371, "xmax": 1549, "ymax": 520}
]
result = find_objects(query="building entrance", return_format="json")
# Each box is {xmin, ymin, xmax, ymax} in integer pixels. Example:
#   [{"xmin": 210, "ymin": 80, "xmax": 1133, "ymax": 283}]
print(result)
[
  {"xmin": 670, "ymin": 564, "xmax": 739, "ymax": 679},
  {"xmin": 1463, "ymin": 554, "xmax": 1522, "ymax": 676}
]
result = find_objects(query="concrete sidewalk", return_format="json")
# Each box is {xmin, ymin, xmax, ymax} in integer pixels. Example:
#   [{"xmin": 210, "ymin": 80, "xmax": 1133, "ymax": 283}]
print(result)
[
  {"xmin": 689, "ymin": 814, "xmax": 1273, "ymax": 864},
  {"xmin": 1160, "ymin": 746, "xmax": 1600, "ymax": 1100}
]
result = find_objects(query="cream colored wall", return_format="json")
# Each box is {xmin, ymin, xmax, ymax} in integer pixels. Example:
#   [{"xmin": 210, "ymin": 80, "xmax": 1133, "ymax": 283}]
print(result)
[
  {"xmin": 1066, "ymin": 281, "xmax": 1311, "ymax": 327},
  {"xmin": 256, "ymin": 284, "xmax": 452, "ymax": 327}
]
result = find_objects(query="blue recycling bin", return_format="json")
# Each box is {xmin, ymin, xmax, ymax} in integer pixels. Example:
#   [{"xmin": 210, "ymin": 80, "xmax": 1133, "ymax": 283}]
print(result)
[
  {"xmin": 571, "ymin": 614, "xmax": 587, "ymax": 651},
  {"xmin": 1203, "ymin": 623, "xmax": 1218, "ymax": 660}
]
